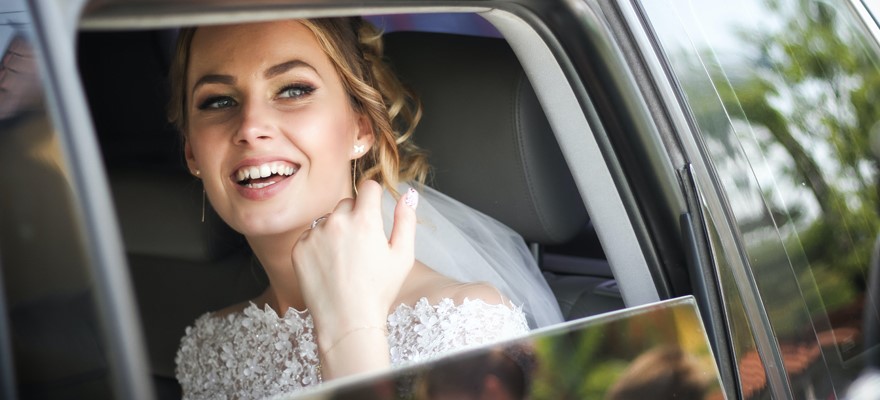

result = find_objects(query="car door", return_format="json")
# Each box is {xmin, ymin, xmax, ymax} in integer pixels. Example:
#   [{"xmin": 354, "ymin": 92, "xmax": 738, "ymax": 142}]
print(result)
[
  {"xmin": 4, "ymin": 0, "xmax": 779, "ymax": 398},
  {"xmin": 623, "ymin": 0, "xmax": 880, "ymax": 398}
]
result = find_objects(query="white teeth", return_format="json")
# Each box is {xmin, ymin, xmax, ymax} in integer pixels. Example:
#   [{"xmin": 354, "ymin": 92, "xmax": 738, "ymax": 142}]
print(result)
[
  {"xmin": 245, "ymin": 181, "xmax": 276, "ymax": 189},
  {"xmin": 235, "ymin": 161, "xmax": 298, "ymax": 183}
]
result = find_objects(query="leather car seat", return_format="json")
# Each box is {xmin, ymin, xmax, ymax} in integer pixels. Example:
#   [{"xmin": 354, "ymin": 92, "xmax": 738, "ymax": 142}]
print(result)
[
  {"xmin": 383, "ymin": 31, "xmax": 623, "ymax": 320},
  {"xmin": 110, "ymin": 169, "xmax": 267, "ymax": 397}
]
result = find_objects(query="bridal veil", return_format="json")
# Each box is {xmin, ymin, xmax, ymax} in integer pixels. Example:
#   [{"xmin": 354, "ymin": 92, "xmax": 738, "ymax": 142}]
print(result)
[{"xmin": 383, "ymin": 183, "xmax": 564, "ymax": 329}]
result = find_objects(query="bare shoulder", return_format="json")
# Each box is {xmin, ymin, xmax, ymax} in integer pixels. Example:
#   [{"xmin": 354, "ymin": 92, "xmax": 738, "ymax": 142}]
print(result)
[
  {"xmin": 398, "ymin": 261, "xmax": 511, "ymax": 308},
  {"xmin": 448, "ymin": 281, "xmax": 508, "ymax": 306},
  {"xmin": 210, "ymin": 301, "xmax": 252, "ymax": 319}
]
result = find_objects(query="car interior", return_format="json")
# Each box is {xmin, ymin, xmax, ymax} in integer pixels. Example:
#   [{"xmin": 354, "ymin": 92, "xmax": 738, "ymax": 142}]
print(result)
[{"xmin": 13, "ymin": 11, "xmax": 629, "ymax": 398}]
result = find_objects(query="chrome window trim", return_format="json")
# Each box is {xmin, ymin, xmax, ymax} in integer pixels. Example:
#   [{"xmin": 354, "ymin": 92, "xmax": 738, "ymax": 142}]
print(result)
[{"xmin": 617, "ymin": 0, "xmax": 793, "ymax": 398}]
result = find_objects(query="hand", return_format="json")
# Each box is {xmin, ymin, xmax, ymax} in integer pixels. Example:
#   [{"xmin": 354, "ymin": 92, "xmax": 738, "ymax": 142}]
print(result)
[{"xmin": 291, "ymin": 180, "xmax": 419, "ymax": 339}]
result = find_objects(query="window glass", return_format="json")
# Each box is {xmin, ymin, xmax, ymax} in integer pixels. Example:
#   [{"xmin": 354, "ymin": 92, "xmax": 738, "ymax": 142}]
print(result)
[
  {"xmin": 643, "ymin": 0, "xmax": 880, "ymax": 396},
  {"xmin": 0, "ymin": 4, "xmax": 113, "ymax": 398}
]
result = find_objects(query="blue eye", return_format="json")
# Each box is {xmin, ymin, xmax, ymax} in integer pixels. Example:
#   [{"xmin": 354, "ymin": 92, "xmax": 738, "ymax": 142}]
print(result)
[
  {"xmin": 278, "ymin": 84, "xmax": 315, "ymax": 99},
  {"xmin": 199, "ymin": 96, "xmax": 237, "ymax": 110}
]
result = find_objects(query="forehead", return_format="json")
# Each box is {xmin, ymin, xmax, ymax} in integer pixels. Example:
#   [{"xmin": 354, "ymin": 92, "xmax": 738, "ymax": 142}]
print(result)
[{"xmin": 187, "ymin": 20, "xmax": 326, "ymax": 80}]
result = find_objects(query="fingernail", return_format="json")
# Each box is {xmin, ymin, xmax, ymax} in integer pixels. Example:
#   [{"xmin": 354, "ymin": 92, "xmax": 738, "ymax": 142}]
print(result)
[{"xmin": 404, "ymin": 187, "xmax": 419, "ymax": 209}]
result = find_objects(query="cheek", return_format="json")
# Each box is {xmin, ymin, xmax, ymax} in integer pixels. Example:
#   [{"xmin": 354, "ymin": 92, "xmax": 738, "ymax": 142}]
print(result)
[
  {"xmin": 288, "ymin": 109, "xmax": 357, "ymax": 161},
  {"xmin": 189, "ymin": 136, "xmax": 221, "ymax": 167}
]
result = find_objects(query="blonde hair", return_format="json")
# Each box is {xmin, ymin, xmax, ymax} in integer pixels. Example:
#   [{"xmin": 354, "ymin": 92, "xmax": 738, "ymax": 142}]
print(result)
[{"xmin": 168, "ymin": 18, "xmax": 429, "ymax": 195}]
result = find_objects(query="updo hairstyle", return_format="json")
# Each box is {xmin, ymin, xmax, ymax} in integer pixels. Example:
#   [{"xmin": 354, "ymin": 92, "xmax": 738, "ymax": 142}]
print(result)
[{"xmin": 167, "ymin": 17, "xmax": 429, "ymax": 195}]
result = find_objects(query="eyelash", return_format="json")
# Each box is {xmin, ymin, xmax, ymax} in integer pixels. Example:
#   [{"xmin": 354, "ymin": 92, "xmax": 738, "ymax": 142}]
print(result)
[
  {"xmin": 277, "ymin": 84, "xmax": 315, "ymax": 99},
  {"xmin": 196, "ymin": 84, "xmax": 316, "ymax": 111},
  {"xmin": 198, "ymin": 96, "xmax": 236, "ymax": 110}
]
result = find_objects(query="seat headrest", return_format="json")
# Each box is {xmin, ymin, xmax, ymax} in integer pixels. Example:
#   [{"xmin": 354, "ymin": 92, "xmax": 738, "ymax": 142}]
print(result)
[
  {"xmin": 110, "ymin": 169, "xmax": 244, "ymax": 262},
  {"xmin": 384, "ymin": 32, "xmax": 588, "ymax": 244}
]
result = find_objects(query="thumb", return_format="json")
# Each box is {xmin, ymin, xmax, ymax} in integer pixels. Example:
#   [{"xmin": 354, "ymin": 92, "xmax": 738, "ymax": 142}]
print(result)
[{"xmin": 389, "ymin": 187, "xmax": 419, "ymax": 258}]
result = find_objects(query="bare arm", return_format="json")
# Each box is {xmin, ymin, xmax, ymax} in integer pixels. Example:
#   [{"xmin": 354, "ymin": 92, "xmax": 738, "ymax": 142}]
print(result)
[{"xmin": 291, "ymin": 181, "xmax": 418, "ymax": 380}]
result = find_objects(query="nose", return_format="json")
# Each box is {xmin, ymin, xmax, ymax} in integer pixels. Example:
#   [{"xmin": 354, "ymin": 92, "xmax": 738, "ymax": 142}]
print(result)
[{"xmin": 233, "ymin": 100, "xmax": 275, "ymax": 145}]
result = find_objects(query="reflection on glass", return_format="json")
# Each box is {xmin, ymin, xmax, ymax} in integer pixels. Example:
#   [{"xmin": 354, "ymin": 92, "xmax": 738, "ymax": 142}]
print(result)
[
  {"xmin": 643, "ymin": 0, "xmax": 880, "ymax": 396},
  {"xmin": 415, "ymin": 343, "xmax": 536, "ymax": 399},
  {"xmin": 605, "ymin": 345, "xmax": 711, "ymax": 400},
  {"xmin": 0, "ymin": 12, "xmax": 113, "ymax": 398},
  {"xmin": 291, "ymin": 297, "xmax": 723, "ymax": 400},
  {"xmin": 706, "ymin": 216, "xmax": 771, "ymax": 398}
]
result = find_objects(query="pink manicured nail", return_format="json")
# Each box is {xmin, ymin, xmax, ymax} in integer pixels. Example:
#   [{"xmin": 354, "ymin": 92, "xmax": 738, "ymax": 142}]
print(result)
[{"xmin": 404, "ymin": 187, "xmax": 419, "ymax": 209}]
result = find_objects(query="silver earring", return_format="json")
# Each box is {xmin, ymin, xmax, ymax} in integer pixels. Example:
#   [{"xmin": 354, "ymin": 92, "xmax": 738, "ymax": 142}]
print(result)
[
  {"xmin": 195, "ymin": 169, "xmax": 200, "ymax": 176},
  {"xmin": 354, "ymin": 144, "xmax": 365, "ymax": 153},
  {"xmin": 201, "ymin": 188, "xmax": 206, "ymax": 223}
]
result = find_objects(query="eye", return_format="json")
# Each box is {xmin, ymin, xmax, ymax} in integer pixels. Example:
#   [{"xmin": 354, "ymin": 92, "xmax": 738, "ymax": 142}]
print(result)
[
  {"xmin": 198, "ymin": 96, "xmax": 237, "ymax": 110},
  {"xmin": 278, "ymin": 84, "xmax": 315, "ymax": 99}
]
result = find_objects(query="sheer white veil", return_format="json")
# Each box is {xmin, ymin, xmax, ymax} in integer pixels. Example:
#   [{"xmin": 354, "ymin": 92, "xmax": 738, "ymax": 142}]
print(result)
[{"xmin": 382, "ymin": 183, "xmax": 564, "ymax": 329}]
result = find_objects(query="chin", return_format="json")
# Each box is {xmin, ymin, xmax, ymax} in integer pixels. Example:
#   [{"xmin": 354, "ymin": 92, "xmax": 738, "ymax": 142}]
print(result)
[
  {"xmin": 223, "ymin": 211, "xmax": 306, "ymax": 239},
  {"xmin": 243, "ymin": 221, "xmax": 304, "ymax": 239}
]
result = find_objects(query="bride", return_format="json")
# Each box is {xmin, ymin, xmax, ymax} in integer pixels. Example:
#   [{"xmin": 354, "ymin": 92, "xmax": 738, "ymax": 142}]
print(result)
[{"xmin": 170, "ymin": 17, "xmax": 562, "ymax": 399}]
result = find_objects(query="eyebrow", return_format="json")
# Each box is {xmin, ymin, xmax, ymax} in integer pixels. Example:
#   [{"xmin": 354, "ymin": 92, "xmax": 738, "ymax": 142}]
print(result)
[
  {"xmin": 264, "ymin": 59, "xmax": 317, "ymax": 79},
  {"xmin": 191, "ymin": 74, "xmax": 235, "ymax": 97},
  {"xmin": 190, "ymin": 60, "xmax": 318, "ymax": 97}
]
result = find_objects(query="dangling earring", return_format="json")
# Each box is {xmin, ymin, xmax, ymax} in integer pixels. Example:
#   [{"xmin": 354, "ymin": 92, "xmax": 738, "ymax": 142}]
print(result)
[
  {"xmin": 201, "ymin": 188, "xmax": 206, "ymax": 223},
  {"xmin": 195, "ymin": 169, "xmax": 205, "ymax": 223},
  {"xmin": 352, "ymin": 158, "xmax": 358, "ymax": 196},
  {"xmin": 352, "ymin": 143, "xmax": 364, "ymax": 196}
]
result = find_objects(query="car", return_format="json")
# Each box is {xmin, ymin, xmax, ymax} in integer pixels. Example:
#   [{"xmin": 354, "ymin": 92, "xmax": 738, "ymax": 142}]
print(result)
[{"xmin": 3, "ymin": 0, "xmax": 880, "ymax": 398}]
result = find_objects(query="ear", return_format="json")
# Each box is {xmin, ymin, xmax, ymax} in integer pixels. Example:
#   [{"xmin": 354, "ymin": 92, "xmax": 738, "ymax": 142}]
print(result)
[
  {"xmin": 184, "ymin": 139, "xmax": 200, "ymax": 177},
  {"xmin": 352, "ymin": 113, "xmax": 376, "ymax": 160}
]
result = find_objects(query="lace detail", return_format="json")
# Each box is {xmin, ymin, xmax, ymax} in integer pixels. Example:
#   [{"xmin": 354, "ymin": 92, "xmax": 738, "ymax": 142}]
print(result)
[{"xmin": 175, "ymin": 298, "xmax": 529, "ymax": 400}]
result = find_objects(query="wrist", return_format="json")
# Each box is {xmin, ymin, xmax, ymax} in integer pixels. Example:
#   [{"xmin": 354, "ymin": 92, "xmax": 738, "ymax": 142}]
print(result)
[
  {"xmin": 317, "ymin": 324, "xmax": 390, "ymax": 380},
  {"xmin": 314, "ymin": 309, "xmax": 389, "ymax": 346},
  {"xmin": 319, "ymin": 325, "xmax": 387, "ymax": 355}
]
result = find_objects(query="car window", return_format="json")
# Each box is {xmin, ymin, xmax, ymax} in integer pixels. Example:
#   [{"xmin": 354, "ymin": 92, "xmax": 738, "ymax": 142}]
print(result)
[
  {"xmin": 282, "ymin": 297, "xmax": 723, "ymax": 400},
  {"xmin": 70, "ymin": 8, "xmax": 634, "ymax": 396},
  {"xmin": 643, "ymin": 0, "xmax": 880, "ymax": 397}
]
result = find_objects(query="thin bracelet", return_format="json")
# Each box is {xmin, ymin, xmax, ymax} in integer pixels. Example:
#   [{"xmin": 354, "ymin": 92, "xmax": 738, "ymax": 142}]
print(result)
[{"xmin": 322, "ymin": 325, "xmax": 387, "ymax": 356}]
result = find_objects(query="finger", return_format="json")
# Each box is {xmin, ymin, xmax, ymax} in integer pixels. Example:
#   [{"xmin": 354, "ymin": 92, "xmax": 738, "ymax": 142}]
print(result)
[
  {"xmin": 332, "ymin": 197, "xmax": 356, "ymax": 214},
  {"xmin": 389, "ymin": 187, "xmax": 418, "ymax": 257},
  {"xmin": 290, "ymin": 228, "xmax": 310, "ymax": 268},
  {"xmin": 352, "ymin": 180, "xmax": 383, "ymax": 214}
]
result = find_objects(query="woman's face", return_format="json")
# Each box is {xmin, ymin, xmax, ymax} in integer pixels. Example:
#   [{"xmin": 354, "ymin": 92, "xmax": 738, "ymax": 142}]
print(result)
[{"xmin": 184, "ymin": 21, "xmax": 371, "ymax": 238}]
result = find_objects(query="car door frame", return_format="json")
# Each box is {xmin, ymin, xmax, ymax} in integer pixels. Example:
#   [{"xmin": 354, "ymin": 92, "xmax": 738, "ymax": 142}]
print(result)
[{"xmin": 25, "ymin": 0, "xmax": 734, "ymax": 398}]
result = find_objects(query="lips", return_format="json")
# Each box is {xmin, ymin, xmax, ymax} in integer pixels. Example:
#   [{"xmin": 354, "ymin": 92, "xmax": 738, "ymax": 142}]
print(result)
[{"xmin": 233, "ymin": 160, "xmax": 299, "ymax": 189}]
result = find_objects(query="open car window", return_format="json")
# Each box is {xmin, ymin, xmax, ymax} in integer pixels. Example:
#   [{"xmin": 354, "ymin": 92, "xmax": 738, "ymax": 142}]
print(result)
[{"xmin": 75, "ymin": 9, "xmax": 632, "ymax": 388}]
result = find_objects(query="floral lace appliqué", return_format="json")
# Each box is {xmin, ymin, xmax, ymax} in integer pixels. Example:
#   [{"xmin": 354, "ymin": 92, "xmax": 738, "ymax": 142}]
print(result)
[{"xmin": 175, "ymin": 298, "xmax": 528, "ymax": 400}]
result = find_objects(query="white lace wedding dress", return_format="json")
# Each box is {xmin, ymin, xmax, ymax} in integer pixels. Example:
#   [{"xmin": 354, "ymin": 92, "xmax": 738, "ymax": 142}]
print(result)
[{"xmin": 175, "ymin": 297, "xmax": 530, "ymax": 400}]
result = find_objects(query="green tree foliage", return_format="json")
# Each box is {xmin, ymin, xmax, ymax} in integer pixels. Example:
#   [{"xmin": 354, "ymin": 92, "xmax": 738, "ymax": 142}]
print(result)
[{"xmin": 717, "ymin": 0, "xmax": 880, "ymax": 331}]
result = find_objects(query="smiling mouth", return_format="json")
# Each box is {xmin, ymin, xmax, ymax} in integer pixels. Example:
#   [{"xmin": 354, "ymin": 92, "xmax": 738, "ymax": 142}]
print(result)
[{"xmin": 234, "ymin": 161, "xmax": 299, "ymax": 189}]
